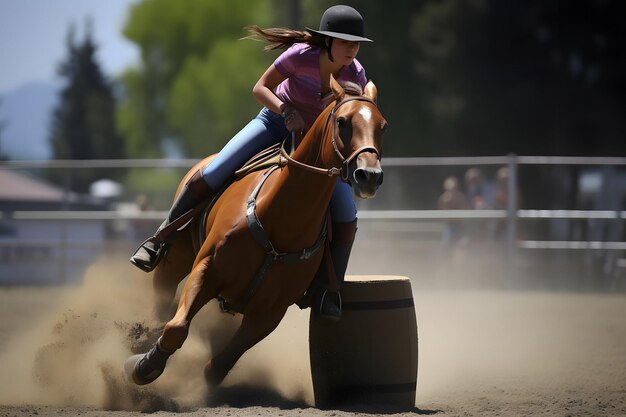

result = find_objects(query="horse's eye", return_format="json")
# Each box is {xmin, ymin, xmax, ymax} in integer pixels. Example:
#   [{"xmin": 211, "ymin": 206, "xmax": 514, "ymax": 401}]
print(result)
[{"xmin": 336, "ymin": 116, "xmax": 353, "ymax": 147}]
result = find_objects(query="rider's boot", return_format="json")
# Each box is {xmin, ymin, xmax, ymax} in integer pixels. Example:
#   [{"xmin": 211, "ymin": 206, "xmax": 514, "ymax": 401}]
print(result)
[
  {"xmin": 315, "ymin": 219, "xmax": 358, "ymax": 321},
  {"xmin": 124, "ymin": 336, "xmax": 175, "ymax": 385},
  {"xmin": 130, "ymin": 170, "xmax": 214, "ymax": 272}
]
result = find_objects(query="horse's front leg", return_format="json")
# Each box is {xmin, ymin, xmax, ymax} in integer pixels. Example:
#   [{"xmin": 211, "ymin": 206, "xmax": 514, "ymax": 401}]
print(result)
[
  {"xmin": 152, "ymin": 228, "xmax": 196, "ymax": 322},
  {"xmin": 205, "ymin": 305, "xmax": 288, "ymax": 387},
  {"xmin": 125, "ymin": 256, "xmax": 217, "ymax": 385}
]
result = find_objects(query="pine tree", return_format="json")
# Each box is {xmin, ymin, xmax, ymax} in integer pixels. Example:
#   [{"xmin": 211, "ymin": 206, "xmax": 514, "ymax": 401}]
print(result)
[{"xmin": 49, "ymin": 21, "xmax": 126, "ymax": 193}]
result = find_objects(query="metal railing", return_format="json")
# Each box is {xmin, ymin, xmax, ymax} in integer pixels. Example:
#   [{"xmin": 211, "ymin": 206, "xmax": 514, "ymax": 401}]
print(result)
[{"xmin": 2, "ymin": 154, "xmax": 626, "ymax": 257}]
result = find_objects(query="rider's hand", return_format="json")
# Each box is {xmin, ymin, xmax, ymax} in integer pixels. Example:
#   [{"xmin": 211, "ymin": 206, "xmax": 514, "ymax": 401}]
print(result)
[{"xmin": 281, "ymin": 105, "xmax": 306, "ymax": 134}]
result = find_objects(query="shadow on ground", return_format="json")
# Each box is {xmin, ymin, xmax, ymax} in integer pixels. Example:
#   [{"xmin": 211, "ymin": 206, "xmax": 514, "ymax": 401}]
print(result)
[{"xmin": 207, "ymin": 384, "xmax": 440, "ymax": 415}]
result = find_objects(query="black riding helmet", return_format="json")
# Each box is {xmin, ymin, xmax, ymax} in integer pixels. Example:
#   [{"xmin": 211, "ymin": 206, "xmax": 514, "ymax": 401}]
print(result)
[
  {"xmin": 306, "ymin": 5, "xmax": 372, "ymax": 63},
  {"xmin": 306, "ymin": 5, "xmax": 373, "ymax": 43}
]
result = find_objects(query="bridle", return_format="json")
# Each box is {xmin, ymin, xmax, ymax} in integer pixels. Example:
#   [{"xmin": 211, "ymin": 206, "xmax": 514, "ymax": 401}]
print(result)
[
  {"xmin": 230, "ymin": 96, "xmax": 381, "ymax": 314},
  {"xmin": 280, "ymin": 96, "xmax": 381, "ymax": 182}
]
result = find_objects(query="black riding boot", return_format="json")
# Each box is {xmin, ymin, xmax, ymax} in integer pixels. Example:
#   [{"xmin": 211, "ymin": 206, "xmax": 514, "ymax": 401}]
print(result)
[
  {"xmin": 130, "ymin": 170, "xmax": 213, "ymax": 272},
  {"xmin": 315, "ymin": 219, "xmax": 358, "ymax": 320}
]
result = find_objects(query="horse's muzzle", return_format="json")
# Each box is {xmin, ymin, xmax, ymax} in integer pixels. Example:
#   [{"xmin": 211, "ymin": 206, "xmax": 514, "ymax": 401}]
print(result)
[{"xmin": 350, "ymin": 153, "xmax": 383, "ymax": 199}]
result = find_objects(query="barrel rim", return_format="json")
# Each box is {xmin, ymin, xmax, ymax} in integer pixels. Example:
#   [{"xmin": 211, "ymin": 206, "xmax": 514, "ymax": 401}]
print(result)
[{"xmin": 345, "ymin": 275, "xmax": 411, "ymax": 283}]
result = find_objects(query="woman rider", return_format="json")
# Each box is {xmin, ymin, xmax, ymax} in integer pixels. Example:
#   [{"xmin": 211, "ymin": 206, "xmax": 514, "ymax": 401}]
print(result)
[{"xmin": 130, "ymin": 5, "xmax": 373, "ymax": 319}]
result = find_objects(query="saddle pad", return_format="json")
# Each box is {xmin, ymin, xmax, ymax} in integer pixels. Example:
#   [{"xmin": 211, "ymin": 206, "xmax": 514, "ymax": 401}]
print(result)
[
  {"xmin": 191, "ymin": 145, "xmax": 285, "ymax": 254},
  {"xmin": 234, "ymin": 143, "xmax": 286, "ymax": 179}
]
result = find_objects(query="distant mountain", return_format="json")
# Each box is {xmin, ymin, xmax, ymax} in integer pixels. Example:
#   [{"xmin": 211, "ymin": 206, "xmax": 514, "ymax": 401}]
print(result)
[{"xmin": 0, "ymin": 81, "xmax": 60, "ymax": 160}]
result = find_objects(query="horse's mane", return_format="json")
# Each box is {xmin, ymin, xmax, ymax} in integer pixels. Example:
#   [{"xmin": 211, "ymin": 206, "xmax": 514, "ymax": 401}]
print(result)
[{"xmin": 339, "ymin": 81, "xmax": 364, "ymax": 97}]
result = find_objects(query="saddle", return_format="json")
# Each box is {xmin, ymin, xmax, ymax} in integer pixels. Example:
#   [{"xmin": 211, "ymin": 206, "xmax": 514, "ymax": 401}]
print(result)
[
  {"xmin": 191, "ymin": 143, "xmax": 286, "ymax": 254},
  {"xmin": 234, "ymin": 143, "xmax": 287, "ymax": 179},
  {"xmin": 190, "ymin": 140, "xmax": 337, "ymax": 314}
]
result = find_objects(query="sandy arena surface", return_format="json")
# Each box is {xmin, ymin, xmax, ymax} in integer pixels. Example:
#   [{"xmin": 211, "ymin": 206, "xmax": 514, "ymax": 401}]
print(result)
[{"xmin": 1, "ymin": 250, "xmax": 626, "ymax": 417}]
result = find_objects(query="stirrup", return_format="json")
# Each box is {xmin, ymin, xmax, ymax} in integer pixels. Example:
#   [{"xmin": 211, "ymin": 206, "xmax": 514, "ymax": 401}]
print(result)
[
  {"xmin": 317, "ymin": 290, "xmax": 342, "ymax": 321},
  {"xmin": 130, "ymin": 237, "xmax": 168, "ymax": 273}
]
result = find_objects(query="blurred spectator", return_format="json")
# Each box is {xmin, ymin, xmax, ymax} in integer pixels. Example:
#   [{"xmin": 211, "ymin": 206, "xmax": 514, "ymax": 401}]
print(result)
[
  {"xmin": 493, "ymin": 166, "xmax": 523, "ymax": 209},
  {"xmin": 492, "ymin": 167, "xmax": 523, "ymax": 239},
  {"xmin": 135, "ymin": 194, "xmax": 153, "ymax": 212},
  {"xmin": 464, "ymin": 167, "xmax": 494, "ymax": 242},
  {"xmin": 438, "ymin": 176, "xmax": 469, "ymax": 248},
  {"xmin": 464, "ymin": 167, "xmax": 487, "ymax": 209}
]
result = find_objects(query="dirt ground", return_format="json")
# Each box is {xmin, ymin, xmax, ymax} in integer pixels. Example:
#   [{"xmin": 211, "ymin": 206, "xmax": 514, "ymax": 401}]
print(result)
[{"xmin": 1, "ymin": 251, "xmax": 626, "ymax": 417}]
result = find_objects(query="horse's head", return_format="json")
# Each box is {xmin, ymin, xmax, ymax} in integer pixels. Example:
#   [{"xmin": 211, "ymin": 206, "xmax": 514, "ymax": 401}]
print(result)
[{"xmin": 328, "ymin": 76, "xmax": 387, "ymax": 199}]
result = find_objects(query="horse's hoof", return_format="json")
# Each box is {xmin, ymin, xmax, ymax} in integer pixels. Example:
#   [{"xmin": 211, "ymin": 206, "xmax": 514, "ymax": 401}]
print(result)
[
  {"xmin": 124, "ymin": 354, "xmax": 159, "ymax": 385},
  {"xmin": 124, "ymin": 342, "xmax": 172, "ymax": 385}
]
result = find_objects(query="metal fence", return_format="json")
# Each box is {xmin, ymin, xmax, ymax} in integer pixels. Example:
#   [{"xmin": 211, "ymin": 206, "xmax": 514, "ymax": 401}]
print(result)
[{"xmin": 1, "ymin": 155, "xmax": 626, "ymax": 288}]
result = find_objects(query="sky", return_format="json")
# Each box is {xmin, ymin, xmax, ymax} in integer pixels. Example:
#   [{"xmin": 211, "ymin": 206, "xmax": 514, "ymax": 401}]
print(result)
[{"xmin": 0, "ymin": 0, "xmax": 139, "ymax": 94}]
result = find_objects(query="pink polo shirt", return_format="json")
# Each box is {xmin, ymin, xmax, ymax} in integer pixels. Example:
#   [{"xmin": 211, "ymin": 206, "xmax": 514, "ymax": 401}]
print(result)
[{"xmin": 273, "ymin": 43, "xmax": 367, "ymax": 128}]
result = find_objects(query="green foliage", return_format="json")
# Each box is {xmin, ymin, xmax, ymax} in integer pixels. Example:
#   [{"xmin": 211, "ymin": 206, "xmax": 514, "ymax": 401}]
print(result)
[
  {"xmin": 168, "ymin": 39, "xmax": 270, "ymax": 156},
  {"xmin": 117, "ymin": 68, "xmax": 165, "ymax": 158},
  {"xmin": 408, "ymin": 0, "xmax": 487, "ymax": 153},
  {"xmin": 118, "ymin": 0, "xmax": 272, "ymax": 158},
  {"xmin": 49, "ymin": 22, "xmax": 126, "ymax": 192},
  {"xmin": 339, "ymin": 0, "xmax": 626, "ymax": 156},
  {"xmin": 116, "ymin": 0, "xmax": 626, "ymax": 162}
]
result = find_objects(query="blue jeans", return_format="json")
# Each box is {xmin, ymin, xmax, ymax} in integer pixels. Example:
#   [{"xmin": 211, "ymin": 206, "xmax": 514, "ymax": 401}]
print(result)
[{"xmin": 201, "ymin": 108, "xmax": 356, "ymax": 223}]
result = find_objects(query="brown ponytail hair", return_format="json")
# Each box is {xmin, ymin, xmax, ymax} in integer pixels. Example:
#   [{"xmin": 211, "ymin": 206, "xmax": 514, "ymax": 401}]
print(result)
[{"xmin": 244, "ymin": 25, "xmax": 327, "ymax": 51}]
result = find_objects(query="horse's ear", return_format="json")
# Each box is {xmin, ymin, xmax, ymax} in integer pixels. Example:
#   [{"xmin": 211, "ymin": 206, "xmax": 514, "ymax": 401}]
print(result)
[
  {"xmin": 364, "ymin": 81, "xmax": 377, "ymax": 103},
  {"xmin": 330, "ymin": 75, "xmax": 345, "ymax": 101}
]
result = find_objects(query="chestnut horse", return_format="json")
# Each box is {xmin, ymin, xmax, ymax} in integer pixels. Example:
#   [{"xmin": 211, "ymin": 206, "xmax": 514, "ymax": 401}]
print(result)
[{"xmin": 125, "ymin": 77, "xmax": 387, "ymax": 387}]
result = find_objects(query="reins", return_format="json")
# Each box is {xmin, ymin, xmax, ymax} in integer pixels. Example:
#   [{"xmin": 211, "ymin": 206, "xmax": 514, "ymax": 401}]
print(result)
[
  {"xmin": 219, "ymin": 95, "xmax": 381, "ymax": 314},
  {"xmin": 280, "ymin": 95, "xmax": 380, "ymax": 182}
]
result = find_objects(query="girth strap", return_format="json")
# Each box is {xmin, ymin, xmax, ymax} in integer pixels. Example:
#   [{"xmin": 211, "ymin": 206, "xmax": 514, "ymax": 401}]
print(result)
[
  {"xmin": 222, "ymin": 165, "xmax": 328, "ymax": 314},
  {"xmin": 245, "ymin": 166, "xmax": 278, "ymax": 254}
]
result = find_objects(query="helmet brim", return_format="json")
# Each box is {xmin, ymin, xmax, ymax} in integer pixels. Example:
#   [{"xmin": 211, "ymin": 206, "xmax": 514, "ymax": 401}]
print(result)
[{"xmin": 306, "ymin": 28, "xmax": 373, "ymax": 43}]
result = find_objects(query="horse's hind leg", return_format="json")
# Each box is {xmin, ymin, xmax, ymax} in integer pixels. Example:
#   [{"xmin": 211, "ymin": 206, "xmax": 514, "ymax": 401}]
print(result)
[
  {"xmin": 204, "ymin": 306, "xmax": 288, "ymax": 387},
  {"xmin": 125, "ymin": 256, "xmax": 218, "ymax": 385}
]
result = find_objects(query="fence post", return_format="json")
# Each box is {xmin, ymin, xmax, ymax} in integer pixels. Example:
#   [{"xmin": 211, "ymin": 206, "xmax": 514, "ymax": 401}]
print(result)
[
  {"xmin": 506, "ymin": 154, "xmax": 518, "ymax": 263},
  {"xmin": 60, "ymin": 169, "xmax": 71, "ymax": 283}
]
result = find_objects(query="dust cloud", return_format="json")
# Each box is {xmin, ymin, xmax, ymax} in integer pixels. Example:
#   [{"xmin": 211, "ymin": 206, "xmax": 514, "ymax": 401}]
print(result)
[
  {"xmin": 2, "ymin": 238, "xmax": 625, "ymax": 415},
  {"xmin": 0, "ymin": 256, "xmax": 314, "ymax": 412},
  {"xmin": 350, "ymin": 231, "xmax": 626, "ymax": 407}
]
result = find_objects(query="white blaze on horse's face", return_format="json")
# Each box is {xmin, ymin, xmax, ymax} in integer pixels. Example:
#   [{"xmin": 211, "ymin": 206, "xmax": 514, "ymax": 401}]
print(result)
[
  {"xmin": 358, "ymin": 107, "xmax": 372, "ymax": 123},
  {"xmin": 346, "ymin": 103, "xmax": 385, "ymax": 200}
]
